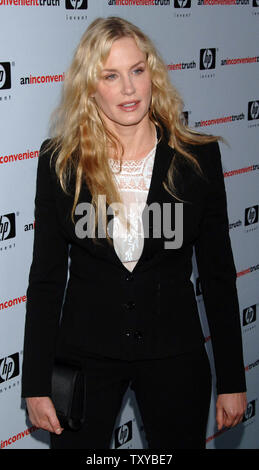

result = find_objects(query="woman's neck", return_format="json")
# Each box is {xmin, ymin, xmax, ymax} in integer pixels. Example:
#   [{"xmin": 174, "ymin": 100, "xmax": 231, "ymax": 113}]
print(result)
[{"xmin": 106, "ymin": 118, "xmax": 157, "ymax": 161}]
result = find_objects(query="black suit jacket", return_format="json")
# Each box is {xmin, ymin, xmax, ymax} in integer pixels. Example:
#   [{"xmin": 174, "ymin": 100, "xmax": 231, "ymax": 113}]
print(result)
[{"xmin": 21, "ymin": 130, "xmax": 246, "ymax": 398}]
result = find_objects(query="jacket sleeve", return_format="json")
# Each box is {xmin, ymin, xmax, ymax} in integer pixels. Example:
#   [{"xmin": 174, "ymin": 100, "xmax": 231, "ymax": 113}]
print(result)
[
  {"xmin": 21, "ymin": 140, "xmax": 69, "ymax": 398},
  {"xmin": 194, "ymin": 141, "xmax": 246, "ymax": 395}
]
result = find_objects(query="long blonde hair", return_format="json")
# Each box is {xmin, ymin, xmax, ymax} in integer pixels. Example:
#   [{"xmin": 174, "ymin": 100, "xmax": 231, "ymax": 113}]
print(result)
[{"xmin": 47, "ymin": 16, "xmax": 221, "ymax": 243}]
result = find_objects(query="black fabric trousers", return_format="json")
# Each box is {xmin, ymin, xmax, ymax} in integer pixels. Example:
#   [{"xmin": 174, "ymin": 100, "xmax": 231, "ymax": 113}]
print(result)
[{"xmin": 50, "ymin": 345, "xmax": 212, "ymax": 450}]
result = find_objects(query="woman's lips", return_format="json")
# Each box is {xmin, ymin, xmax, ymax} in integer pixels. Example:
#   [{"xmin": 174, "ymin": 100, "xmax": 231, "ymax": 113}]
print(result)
[{"xmin": 118, "ymin": 101, "xmax": 140, "ymax": 112}]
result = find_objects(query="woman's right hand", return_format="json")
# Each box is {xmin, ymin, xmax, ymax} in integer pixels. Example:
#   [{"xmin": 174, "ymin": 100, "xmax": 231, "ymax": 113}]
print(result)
[{"xmin": 26, "ymin": 396, "xmax": 64, "ymax": 434}]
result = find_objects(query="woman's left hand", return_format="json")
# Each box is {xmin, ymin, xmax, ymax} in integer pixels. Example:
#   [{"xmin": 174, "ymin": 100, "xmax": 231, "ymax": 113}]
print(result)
[{"xmin": 216, "ymin": 392, "xmax": 247, "ymax": 430}]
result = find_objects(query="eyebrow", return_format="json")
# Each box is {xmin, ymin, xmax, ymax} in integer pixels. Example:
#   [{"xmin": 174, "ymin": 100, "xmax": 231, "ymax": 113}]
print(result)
[{"xmin": 102, "ymin": 60, "xmax": 145, "ymax": 73}]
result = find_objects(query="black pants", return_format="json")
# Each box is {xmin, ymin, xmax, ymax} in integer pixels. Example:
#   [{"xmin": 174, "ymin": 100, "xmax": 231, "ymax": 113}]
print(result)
[{"xmin": 50, "ymin": 346, "xmax": 212, "ymax": 450}]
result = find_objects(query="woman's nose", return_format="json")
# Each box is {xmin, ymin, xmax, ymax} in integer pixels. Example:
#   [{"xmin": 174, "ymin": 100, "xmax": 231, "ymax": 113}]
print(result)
[{"xmin": 121, "ymin": 74, "xmax": 136, "ymax": 95}]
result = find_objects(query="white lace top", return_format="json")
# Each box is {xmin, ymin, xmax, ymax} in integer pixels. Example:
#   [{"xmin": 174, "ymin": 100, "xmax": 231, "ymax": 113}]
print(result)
[{"xmin": 108, "ymin": 142, "xmax": 157, "ymax": 272}]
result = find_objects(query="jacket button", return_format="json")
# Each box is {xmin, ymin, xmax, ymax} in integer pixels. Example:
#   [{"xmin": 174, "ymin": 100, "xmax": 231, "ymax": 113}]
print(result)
[
  {"xmin": 124, "ymin": 330, "xmax": 143, "ymax": 341},
  {"xmin": 125, "ymin": 274, "xmax": 134, "ymax": 281},
  {"xmin": 124, "ymin": 301, "xmax": 136, "ymax": 310},
  {"xmin": 134, "ymin": 331, "xmax": 143, "ymax": 341}
]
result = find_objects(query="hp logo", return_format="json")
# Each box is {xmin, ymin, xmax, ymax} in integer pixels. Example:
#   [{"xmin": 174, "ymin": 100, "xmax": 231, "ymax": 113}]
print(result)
[
  {"xmin": 243, "ymin": 400, "xmax": 255, "ymax": 421},
  {"xmin": 174, "ymin": 0, "xmax": 191, "ymax": 7},
  {"xmin": 65, "ymin": 0, "xmax": 87, "ymax": 8},
  {"xmin": 0, "ymin": 353, "xmax": 20, "ymax": 383},
  {"xmin": 0, "ymin": 213, "xmax": 16, "ymax": 241},
  {"xmin": 245, "ymin": 206, "xmax": 258, "ymax": 226},
  {"xmin": 0, "ymin": 62, "xmax": 11, "ymax": 89},
  {"xmin": 115, "ymin": 420, "xmax": 132, "ymax": 447},
  {"xmin": 200, "ymin": 49, "xmax": 216, "ymax": 70},
  {"xmin": 243, "ymin": 305, "xmax": 256, "ymax": 326},
  {"xmin": 248, "ymin": 101, "xmax": 259, "ymax": 120}
]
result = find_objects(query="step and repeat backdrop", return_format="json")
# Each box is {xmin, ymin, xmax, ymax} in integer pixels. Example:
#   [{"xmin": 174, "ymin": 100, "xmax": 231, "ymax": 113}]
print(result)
[{"xmin": 0, "ymin": 0, "xmax": 258, "ymax": 450}]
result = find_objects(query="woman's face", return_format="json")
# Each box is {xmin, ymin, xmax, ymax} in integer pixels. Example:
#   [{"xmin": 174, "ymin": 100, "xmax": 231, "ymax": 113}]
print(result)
[{"xmin": 93, "ymin": 36, "xmax": 152, "ymax": 131}]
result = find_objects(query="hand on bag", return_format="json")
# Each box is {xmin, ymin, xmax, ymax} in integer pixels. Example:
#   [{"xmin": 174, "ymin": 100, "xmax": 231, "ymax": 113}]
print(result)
[
  {"xmin": 216, "ymin": 392, "xmax": 247, "ymax": 431},
  {"xmin": 26, "ymin": 396, "xmax": 64, "ymax": 434}
]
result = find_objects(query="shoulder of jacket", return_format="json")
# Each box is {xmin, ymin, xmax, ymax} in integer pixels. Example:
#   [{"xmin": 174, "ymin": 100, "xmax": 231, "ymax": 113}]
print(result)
[
  {"xmin": 187, "ymin": 140, "xmax": 221, "ymax": 170},
  {"xmin": 179, "ymin": 140, "xmax": 222, "ymax": 189},
  {"xmin": 38, "ymin": 138, "xmax": 60, "ymax": 170},
  {"xmin": 39, "ymin": 138, "xmax": 56, "ymax": 155},
  {"xmin": 186, "ymin": 139, "xmax": 219, "ymax": 157}
]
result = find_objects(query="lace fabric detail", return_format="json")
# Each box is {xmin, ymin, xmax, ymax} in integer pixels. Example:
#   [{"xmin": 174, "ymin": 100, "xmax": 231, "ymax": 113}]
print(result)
[
  {"xmin": 108, "ymin": 143, "xmax": 156, "ymax": 272},
  {"xmin": 108, "ymin": 145, "xmax": 156, "ymax": 193}
]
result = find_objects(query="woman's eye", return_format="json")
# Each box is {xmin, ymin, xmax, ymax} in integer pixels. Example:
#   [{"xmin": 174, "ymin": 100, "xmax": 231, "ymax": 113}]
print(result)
[
  {"xmin": 104, "ymin": 74, "xmax": 117, "ymax": 81},
  {"xmin": 133, "ymin": 68, "xmax": 144, "ymax": 75}
]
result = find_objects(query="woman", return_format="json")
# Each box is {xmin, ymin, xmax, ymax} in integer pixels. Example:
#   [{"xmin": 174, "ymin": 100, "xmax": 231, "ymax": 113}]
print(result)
[{"xmin": 22, "ymin": 17, "xmax": 247, "ymax": 449}]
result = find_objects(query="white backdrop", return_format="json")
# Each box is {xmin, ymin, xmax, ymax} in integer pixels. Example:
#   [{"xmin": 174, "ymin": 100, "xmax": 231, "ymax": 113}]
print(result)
[{"xmin": 0, "ymin": 0, "xmax": 258, "ymax": 450}]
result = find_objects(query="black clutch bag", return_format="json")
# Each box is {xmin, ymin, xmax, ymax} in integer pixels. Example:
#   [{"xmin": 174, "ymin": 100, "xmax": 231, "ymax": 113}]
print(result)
[{"xmin": 51, "ymin": 361, "xmax": 86, "ymax": 432}]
